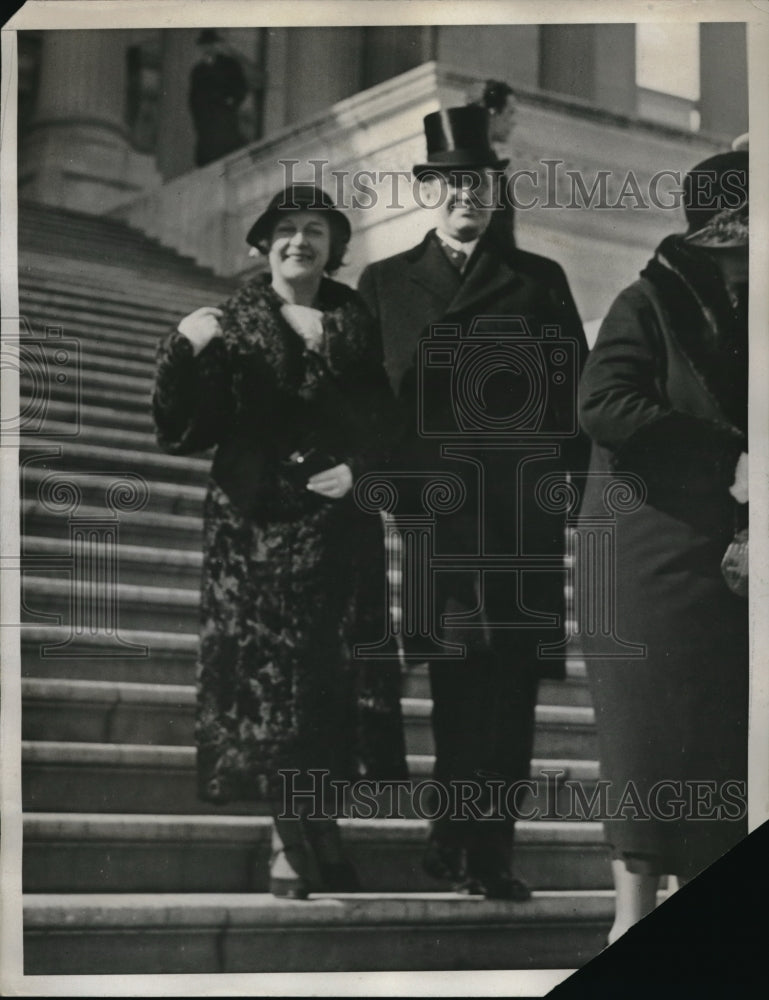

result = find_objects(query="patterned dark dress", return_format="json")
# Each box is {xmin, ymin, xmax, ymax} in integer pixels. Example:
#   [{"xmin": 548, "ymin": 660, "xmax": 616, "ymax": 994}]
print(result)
[{"xmin": 153, "ymin": 274, "xmax": 407, "ymax": 803}]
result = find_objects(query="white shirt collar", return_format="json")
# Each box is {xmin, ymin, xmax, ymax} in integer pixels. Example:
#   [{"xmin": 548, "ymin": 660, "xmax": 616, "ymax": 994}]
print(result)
[{"xmin": 436, "ymin": 229, "xmax": 479, "ymax": 261}]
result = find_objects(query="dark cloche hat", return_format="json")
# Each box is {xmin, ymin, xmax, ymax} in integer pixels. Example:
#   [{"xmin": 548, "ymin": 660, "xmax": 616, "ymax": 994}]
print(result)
[
  {"xmin": 683, "ymin": 150, "xmax": 748, "ymax": 234},
  {"xmin": 246, "ymin": 184, "xmax": 351, "ymax": 248},
  {"xmin": 413, "ymin": 106, "xmax": 509, "ymax": 179},
  {"xmin": 197, "ymin": 29, "xmax": 224, "ymax": 45}
]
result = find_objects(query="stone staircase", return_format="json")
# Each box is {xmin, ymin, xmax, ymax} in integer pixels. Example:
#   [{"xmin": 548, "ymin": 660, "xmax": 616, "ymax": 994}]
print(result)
[{"xmin": 18, "ymin": 201, "xmax": 612, "ymax": 974}]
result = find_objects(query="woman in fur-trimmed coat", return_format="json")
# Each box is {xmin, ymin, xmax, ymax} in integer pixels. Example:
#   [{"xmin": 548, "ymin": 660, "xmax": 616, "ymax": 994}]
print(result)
[
  {"xmin": 577, "ymin": 151, "xmax": 749, "ymax": 943},
  {"xmin": 153, "ymin": 186, "xmax": 407, "ymax": 898}
]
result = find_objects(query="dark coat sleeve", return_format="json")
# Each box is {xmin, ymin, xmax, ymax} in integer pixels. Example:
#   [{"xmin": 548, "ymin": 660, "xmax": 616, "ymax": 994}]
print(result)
[
  {"xmin": 541, "ymin": 259, "xmax": 592, "ymax": 479},
  {"xmin": 356, "ymin": 266, "xmax": 378, "ymax": 322},
  {"xmin": 334, "ymin": 296, "xmax": 401, "ymax": 481},
  {"xmin": 152, "ymin": 328, "xmax": 233, "ymax": 455},
  {"xmin": 579, "ymin": 284, "xmax": 744, "ymax": 499}
]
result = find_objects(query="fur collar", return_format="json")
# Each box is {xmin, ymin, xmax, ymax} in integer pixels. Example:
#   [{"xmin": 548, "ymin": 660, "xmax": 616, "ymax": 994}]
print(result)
[
  {"xmin": 219, "ymin": 272, "xmax": 378, "ymax": 391},
  {"xmin": 641, "ymin": 234, "xmax": 747, "ymax": 433}
]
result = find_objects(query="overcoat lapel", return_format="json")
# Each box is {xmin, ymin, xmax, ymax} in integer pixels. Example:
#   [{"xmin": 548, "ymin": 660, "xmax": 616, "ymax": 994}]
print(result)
[
  {"xmin": 405, "ymin": 229, "xmax": 522, "ymax": 328},
  {"xmin": 444, "ymin": 239, "xmax": 521, "ymax": 319},
  {"xmin": 405, "ymin": 231, "xmax": 462, "ymax": 311}
]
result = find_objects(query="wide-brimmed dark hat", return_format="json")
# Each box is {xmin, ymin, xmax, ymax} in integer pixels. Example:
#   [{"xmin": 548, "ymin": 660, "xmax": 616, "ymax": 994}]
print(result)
[
  {"xmin": 413, "ymin": 106, "xmax": 509, "ymax": 179},
  {"xmin": 197, "ymin": 29, "xmax": 223, "ymax": 45},
  {"xmin": 683, "ymin": 151, "xmax": 748, "ymax": 234},
  {"xmin": 245, "ymin": 185, "xmax": 351, "ymax": 249},
  {"xmin": 682, "ymin": 150, "xmax": 748, "ymax": 249}
]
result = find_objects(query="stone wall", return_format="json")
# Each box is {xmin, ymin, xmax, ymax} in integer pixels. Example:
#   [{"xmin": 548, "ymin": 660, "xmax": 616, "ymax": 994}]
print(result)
[{"xmin": 111, "ymin": 61, "xmax": 722, "ymax": 329}]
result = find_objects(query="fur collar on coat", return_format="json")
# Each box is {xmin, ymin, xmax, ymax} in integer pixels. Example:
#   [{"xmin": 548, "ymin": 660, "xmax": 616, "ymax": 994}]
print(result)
[
  {"xmin": 641, "ymin": 234, "xmax": 747, "ymax": 434},
  {"xmin": 218, "ymin": 272, "xmax": 380, "ymax": 393}
]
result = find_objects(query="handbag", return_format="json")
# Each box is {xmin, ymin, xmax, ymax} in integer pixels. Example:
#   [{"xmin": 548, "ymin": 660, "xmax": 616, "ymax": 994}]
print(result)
[{"xmin": 721, "ymin": 512, "xmax": 748, "ymax": 598}]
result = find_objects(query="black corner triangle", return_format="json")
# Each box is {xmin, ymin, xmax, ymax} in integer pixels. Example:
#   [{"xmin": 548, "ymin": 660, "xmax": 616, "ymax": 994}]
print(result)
[{"xmin": 548, "ymin": 819, "xmax": 769, "ymax": 999}]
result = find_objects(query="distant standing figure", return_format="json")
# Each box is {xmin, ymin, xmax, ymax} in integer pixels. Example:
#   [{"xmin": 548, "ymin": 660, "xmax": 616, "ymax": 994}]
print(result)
[
  {"xmin": 189, "ymin": 29, "xmax": 248, "ymax": 167},
  {"xmin": 473, "ymin": 79, "xmax": 517, "ymax": 246}
]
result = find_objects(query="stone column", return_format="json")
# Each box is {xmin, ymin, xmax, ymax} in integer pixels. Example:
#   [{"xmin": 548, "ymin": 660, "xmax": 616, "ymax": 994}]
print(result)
[
  {"xmin": 20, "ymin": 30, "xmax": 159, "ymax": 213},
  {"xmin": 699, "ymin": 23, "xmax": 748, "ymax": 139},
  {"xmin": 154, "ymin": 29, "xmax": 199, "ymax": 180},
  {"xmin": 284, "ymin": 28, "xmax": 364, "ymax": 120},
  {"xmin": 539, "ymin": 25, "xmax": 595, "ymax": 101},
  {"xmin": 593, "ymin": 24, "xmax": 636, "ymax": 117}
]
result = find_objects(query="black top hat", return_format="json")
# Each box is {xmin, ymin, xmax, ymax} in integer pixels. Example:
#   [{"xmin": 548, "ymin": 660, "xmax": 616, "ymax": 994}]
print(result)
[
  {"xmin": 197, "ymin": 29, "xmax": 223, "ymax": 46},
  {"xmin": 413, "ymin": 106, "xmax": 509, "ymax": 179},
  {"xmin": 246, "ymin": 185, "xmax": 351, "ymax": 249}
]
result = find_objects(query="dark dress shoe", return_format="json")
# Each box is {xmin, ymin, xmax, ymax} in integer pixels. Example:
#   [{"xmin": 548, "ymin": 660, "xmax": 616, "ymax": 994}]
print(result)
[
  {"xmin": 422, "ymin": 835, "xmax": 465, "ymax": 882},
  {"xmin": 464, "ymin": 873, "xmax": 532, "ymax": 901},
  {"xmin": 269, "ymin": 874, "xmax": 311, "ymax": 900}
]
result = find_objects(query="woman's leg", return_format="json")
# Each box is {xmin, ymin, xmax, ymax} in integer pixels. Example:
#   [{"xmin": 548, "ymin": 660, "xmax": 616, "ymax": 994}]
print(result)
[
  {"xmin": 269, "ymin": 805, "xmax": 318, "ymax": 899},
  {"xmin": 608, "ymin": 859, "xmax": 660, "ymax": 944}
]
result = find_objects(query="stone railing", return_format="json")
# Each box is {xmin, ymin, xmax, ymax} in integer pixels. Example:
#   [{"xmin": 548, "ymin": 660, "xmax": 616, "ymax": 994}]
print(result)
[{"xmin": 111, "ymin": 60, "xmax": 723, "ymax": 326}]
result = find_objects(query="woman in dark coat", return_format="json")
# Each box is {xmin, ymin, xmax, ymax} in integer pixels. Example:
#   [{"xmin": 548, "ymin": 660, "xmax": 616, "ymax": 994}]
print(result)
[
  {"xmin": 576, "ymin": 151, "xmax": 749, "ymax": 943},
  {"xmin": 153, "ymin": 185, "xmax": 407, "ymax": 898}
]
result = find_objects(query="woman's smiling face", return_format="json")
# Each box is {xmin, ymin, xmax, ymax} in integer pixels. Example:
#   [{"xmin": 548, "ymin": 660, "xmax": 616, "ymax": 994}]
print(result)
[{"xmin": 268, "ymin": 211, "xmax": 331, "ymax": 285}]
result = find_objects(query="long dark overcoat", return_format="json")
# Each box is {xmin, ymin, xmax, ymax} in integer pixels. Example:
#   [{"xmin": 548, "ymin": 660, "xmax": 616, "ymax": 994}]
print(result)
[
  {"xmin": 358, "ymin": 228, "xmax": 590, "ymax": 801},
  {"xmin": 153, "ymin": 273, "xmax": 407, "ymax": 803},
  {"xmin": 577, "ymin": 234, "xmax": 748, "ymax": 878}
]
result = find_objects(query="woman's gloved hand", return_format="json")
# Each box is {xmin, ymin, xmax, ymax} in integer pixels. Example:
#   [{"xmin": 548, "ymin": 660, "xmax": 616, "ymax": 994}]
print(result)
[
  {"xmin": 729, "ymin": 451, "xmax": 748, "ymax": 504},
  {"xmin": 307, "ymin": 463, "xmax": 353, "ymax": 499},
  {"xmin": 178, "ymin": 306, "xmax": 224, "ymax": 356}
]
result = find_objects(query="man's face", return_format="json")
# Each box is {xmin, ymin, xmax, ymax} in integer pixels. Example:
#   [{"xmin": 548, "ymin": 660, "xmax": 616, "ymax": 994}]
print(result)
[{"xmin": 422, "ymin": 169, "xmax": 495, "ymax": 242}]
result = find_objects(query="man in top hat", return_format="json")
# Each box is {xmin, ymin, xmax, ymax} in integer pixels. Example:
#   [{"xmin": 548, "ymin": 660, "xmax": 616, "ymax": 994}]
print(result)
[
  {"xmin": 189, "ymin": 29, "xmax": 249, "ymax": 167},
  {"xmin": 358, "ymin": 105, "xmax": 590, "ymax": 900}
]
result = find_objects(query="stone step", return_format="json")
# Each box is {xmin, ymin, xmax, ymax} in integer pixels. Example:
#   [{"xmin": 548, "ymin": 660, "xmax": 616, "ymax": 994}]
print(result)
[
  {"xmin": 20, "ymin": 371, "xmax": 156, "ymax": 413},
  {"xmin": 22, "ymin": 471, "xmax": 204, "ymax": 525},
  {"xmin": 23, "ymin": 890, "xmax": 612, "ymax": 974},
  {"xmin": 22, "ymin": 536, "xmax": 202, "ymax": 587},
  {"xmin": 18, "ymin": 275, "xmax": 204, "ymax": 326},
  {"xmin": 19, "ymin": 217, "xmax": 223, "ymax": 275},
  {"xmin": 20, "ymin": 365, "xmax": 154, "ymax": 411},
  {"xmin": 20, "ymin": 624, "xmax": 590, "ymax": 705},
  {"xmin": 21, "ymin": 678, "xmax": 597, "ymax": 759},
  {"xmin": 19, "ymin": 252, "xmax": 236, "ymax": 309},
  {"xmin": 21, "ymin": 301, "xmax": 173, "ymax": 349},
  {"xmin": 19, "ymin": 570, "xmax": 575, "ymax": 661},
  {"xmin": 21, "ymin": 501, "xmax": 203, "ymax": 552},
  {"xmin": 23, "ymin": 813, "xmax": 612, "ymax": 894},
  {"xmin": 21, "ymin": 337, "xmax": 160, "ymax": 380},
  {"xmin": 20, "ymin": 678, "xmax": 595, "ymax": 758},
  {"xmin": 22, "ymin": 741, "xmax": 599, "ymax": 817},
  {"xmin": 20, "ymin": 202, "xmax": 212, "ymax": 254},
  {"xmin": 20, "ymin": 361, "xmax": 153, "ymax": 399},
  {"xmin": 21, "ymin": 627, "xmax": 200, "ymax": 686},
  {"xmin": 21, "ymin": 417, "xmax": 163, "ymax": 454},
  {"xmin": 17, "ymin": 208, "xmax": 204, "ymax": 257},
  {"xmin": 21, "ymin": 575, "xmax": 199, "ymax": 634},
  {"xmin": 24, "ymin": 398, "xmax": 156, "ymax": 434},
  {"xmin": 20, "ymin": 439, "xmax": 209, "ymax": 486}
]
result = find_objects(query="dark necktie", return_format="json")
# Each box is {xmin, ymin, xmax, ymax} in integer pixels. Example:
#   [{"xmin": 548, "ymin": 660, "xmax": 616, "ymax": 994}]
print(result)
[{"xmin": 437, "ymin": 238, "xmax": 468, "ymax": 273}]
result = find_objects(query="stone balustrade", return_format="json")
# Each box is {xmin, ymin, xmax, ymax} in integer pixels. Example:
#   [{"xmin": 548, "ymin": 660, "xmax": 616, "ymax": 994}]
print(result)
[{"xmin": 111, "ymin": 60, "xmax": 723, "ymax": 328}]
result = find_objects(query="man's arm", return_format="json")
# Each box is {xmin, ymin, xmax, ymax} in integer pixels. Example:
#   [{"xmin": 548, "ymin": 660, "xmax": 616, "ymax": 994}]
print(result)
[{"xmin": 356, "ymin": 265, "xmax": 379, "ymax": 323}]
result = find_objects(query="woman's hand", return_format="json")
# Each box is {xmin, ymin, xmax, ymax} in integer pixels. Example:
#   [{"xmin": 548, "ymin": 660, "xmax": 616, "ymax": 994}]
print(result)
[
  {"xmin": 307, "ymin": 463, "xmax": 353, "ymax": 499},
  {"xmin": 729, "ymin": 451, "xmax": 748, "ymax": 504},
  {"xmin": 178, "ymin": 307, "xmax": 224, "ymax": 357}
]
